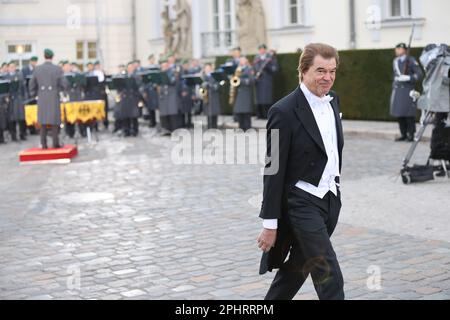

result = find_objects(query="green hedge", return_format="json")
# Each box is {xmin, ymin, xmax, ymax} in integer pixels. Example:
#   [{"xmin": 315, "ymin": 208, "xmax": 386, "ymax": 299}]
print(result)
[{"xmin": 216, "ymin": 47, "xmax": 424, "ymax": 121}]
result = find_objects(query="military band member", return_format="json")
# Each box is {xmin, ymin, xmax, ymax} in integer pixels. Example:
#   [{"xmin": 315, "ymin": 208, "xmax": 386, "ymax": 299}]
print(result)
[
  {"xmin": 253, "ymin": 44, "xmax": 279, "ymax": 120},
  {"xmin": 22, "ymin": 56, "xmax": 38, "ymax": 98},
  {"xmin": 0, "ymin": 64, "xmax": 7, "ymax": 149},
  {"xmin": 94, "ymin": 61, "xmax": 109, "ymax": 129},
  {"xmin": 113, "ymin": 64, "xmax": 126, "ymax": 133},
  {"xmin": 0, "ymin": 81, "xmax": 8, "ymax": 144},
  {"xmin": 143, "ymin": 55, "xmax": 159, "ymax": 128},
  {"xmin": 201, "ymin": 64, "xmax": 222, "ymax": 129},
  {"xmin": 180, "ymin": 60, "xmax": 196, "ymax": 128},
  {"xmin": 159, "ymin": 59, "xmax": 183, "ymax": 135},
  {"xmin": 233, "ymin": 57, "xmax": 255, "ymax": 131},
  {"xmin": 5, "ymin": 62, "xmax": 27, "ymax": 141},
  {"xmin": 119, "ymin": 62, "xmax": 141, "ymax": 137},
  {"xmin": 29, "ymin": 49, "xmax": 67, "ymax": 149},
  {"xmin": 390, "ymin": 43, "xmax": 424, "ymax": 142},
  {"xmin": 134, "ymin": 59, "xmax": 144, "ymax": 74},
  {"xmin": 62, "ymin": 61, "xmax": 84, "ymax": 138},
  {"xmin": 0, "ymin": 62, "xmax": 7, "ymax": 76},
  {"xmin": 227, "ymin": 47, "xmax": 242, "ymax": 68},
  {"xmin": 21, "ymin": 56, "xmax": 39, "ymax": 135}
]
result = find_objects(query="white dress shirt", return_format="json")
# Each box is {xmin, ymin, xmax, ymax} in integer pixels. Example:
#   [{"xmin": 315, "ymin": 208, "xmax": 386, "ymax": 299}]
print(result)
[{"xmin": 263, "ymin": 83, "xmax": 340, "ymax": 230}]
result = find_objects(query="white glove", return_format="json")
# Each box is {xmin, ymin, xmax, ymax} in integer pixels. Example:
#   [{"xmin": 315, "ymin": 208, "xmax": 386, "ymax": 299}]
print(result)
[{"xmin": 396, "ymin": 75, "xmax": 411, "ymax": 82}]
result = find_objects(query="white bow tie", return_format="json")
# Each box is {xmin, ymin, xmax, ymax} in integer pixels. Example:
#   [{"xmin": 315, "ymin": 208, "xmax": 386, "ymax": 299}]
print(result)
[{"xmin": 311, "ymin": 95, "xmax": 334, "ymax": 105}]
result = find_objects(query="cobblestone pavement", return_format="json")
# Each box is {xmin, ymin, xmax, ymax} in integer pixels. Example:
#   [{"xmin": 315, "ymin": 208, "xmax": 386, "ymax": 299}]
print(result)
[{"xmin": 0, "ymin": 119, "xmax": 449, "ymax": 300}]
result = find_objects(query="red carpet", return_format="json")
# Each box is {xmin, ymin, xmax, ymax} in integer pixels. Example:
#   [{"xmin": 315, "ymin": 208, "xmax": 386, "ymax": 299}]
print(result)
[{"xmin": 19, "ymin": 145, "xmax": 78, "ymax": 163}]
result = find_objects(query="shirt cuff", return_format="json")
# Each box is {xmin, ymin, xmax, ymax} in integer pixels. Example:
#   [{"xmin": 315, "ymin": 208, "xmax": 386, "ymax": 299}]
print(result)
[{"xmin": 263, "ymin": 219, "xmax": 278, "ymax": 230}]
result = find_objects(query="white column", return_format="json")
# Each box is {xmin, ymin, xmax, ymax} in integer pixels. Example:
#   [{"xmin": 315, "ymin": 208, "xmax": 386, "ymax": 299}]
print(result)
[
  {"xmin": 151, "ymin": 0, "xmax": 162, "ymax": 40},
  {"xmin": 271, "ymin": 0, "xmax": 283, "ymax": 29},
  {"xmin": 192, "ymin": 0, "xmax": 202, "ymax": 58}
]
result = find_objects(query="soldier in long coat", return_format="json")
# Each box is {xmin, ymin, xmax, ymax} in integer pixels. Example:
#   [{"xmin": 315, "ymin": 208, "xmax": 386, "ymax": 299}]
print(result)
[
  {"xmin": 118, "ymin": 62, "xmax": 142, "ymax": 137},
  {"xmin": 390, "ymin": 43, "xmax": 424, "ymax": 142},
  {"xmin": 202, "ymin": 64, "xmax": 222, "ymax": 129},
  {"xmin": 0, "ymin": 81, "xmax": 8, "ymax": 144},
  {"xmin": 159, "ymin": 62, "xmax": 183, "ymax": 134},
  {"xmin": 253, "ymin": 45, "xmax": 279, "ymax": 119},
  {"xmin": 62, "ymin": 61, "xmax": 84, "ymax": 138},
  {"xmin": 143, "ymin": 56, "xmax": 160, "ymax": 128},
  {"xmin": 29, "ymin": 49, "xmax": 67, "ymax": 149},
  {"xmin": 4, "ymin": 62, "xmax": 26, "ymax": 141},
  {"xmin": 22, "ymin": 56, "xmax": 39, "ymax": 135},
  {"xmin": 233, "ymin": 57, "xmax": 255, "ymax": 131}
]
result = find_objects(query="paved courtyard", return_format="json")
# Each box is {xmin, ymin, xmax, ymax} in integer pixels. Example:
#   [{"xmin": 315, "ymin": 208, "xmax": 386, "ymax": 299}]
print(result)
[{"xmin": 0, "ymin": 118, "xmax": 449, "ymax": 300}]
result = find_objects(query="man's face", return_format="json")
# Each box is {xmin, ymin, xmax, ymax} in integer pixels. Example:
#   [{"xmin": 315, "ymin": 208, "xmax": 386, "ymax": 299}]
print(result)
[
  {"xmin": 168, "ymin": 56, "xmax": 176, "ymax": 65},
  {"xmin": 8, "ymin": 64, "xmax": 16, "ymax": 74},
  {"xmin": 395, "ymin": 47, "xmax": 407, "ymax": 57},
  {"xmin": 232, "ymin": 50, "xmax": 241, "ymax": 59},
  {"xmin": 31, "ymin": 60, "xmax": 38, "ymax": 67},
  {"xmin": 204, "ymin": 65, "xmax": 212, "ymax": 74},
  {"xmin": 63, "ymin": 64, "xmax": 71, "ymax": 73},
  {"xmin": 87, "ymin": 64, "xmax": 94, "ymax": 72},
  {"xmin": 127, "ymin": 64, "xmax": 134, "ymax": 74},
  {"xmin": 259, "ymin": 48, "xmax": 267, "ymax": 55},
  {"xmin": 302, "ymin": 55, "xmax": 337, "ymax": 97},
  {"xmin": 239, "ymin": 57, "xmax": 248, "ymax": 67}
]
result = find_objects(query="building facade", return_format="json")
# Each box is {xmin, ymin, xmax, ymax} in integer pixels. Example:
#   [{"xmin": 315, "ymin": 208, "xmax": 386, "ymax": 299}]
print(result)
[{"xmin": 1, "ymin": 0, "xmax": 449, "ymax": 73}]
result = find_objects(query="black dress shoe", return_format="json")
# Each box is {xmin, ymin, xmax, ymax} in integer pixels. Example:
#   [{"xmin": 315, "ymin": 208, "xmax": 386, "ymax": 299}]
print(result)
[
  {"xmin": 395, "ymin": 136, "xmax": 407, "ymax": 142},
  {"xmin": 20, "ymin": 135, "xmax": 27, "ymax": 141}
]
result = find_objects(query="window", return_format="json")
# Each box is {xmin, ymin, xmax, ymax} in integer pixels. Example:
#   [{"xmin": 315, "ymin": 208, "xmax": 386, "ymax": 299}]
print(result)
[
  {"xmin": 287, "ymin": 0, "xmax": 304, "ymax": 25},
  {"xmin": 388, "ymin": 0, "xmax": 412, "ymax": 18},
  {"xmin": 5, "ymin": 42, "xmax": 35, "ymax": 68},
  {"xmin": 76, "ymin": 40, "xmax": 97, "ymax": 63},
  {"xmin": 8, "ymin": 44, "xmax": 32, "ymax": 55},
  {"xmin": 211, "ymin": 0, "xmax": 235, "ymax": 47}
]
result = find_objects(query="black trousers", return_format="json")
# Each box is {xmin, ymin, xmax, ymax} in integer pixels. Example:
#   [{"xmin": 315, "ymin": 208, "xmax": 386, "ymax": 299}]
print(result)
[
  {"xmin": 235, "ymin": 113, "xmax": 252, "ymax": 131},
  {"xmin": 9, "ymin": 120, "xmax": 27, "ymax": 140},
  {"xmin": 0, "ymin": 129, "xmax": 4, "ymax": 143},
  {"xmin": 398, "ymin": 117, "xmax": 416, "ymax": 139},
  {"xmin": 40, "ymin": 125, "xmax": 60, "ymax": 149},
  {"xmin": 123, "ymin": 118, "xmax": 139, "ymax": 137},
  {"xmin": 161, "ymin": 115, "xmax": 182, "ymax": 133},
  {"xmin": 183, "ymin": 112, "xmax": 193, "ymax": 128},
  {"xmin": 114, "ymin": 119, "xmax": 123, "ymax": 133},
  {"xmin": 207, "ymin": 116, "xmax": 218, "ymax": 129},
  {"xmin": 265, "ymin": 188, "xmax": 344, "ymax": 300},
  {"xmin": 103, "ymin": 95, "xmax": 109, "ymax": 129},
  {"xmin": 65, "ymin": 123, "xmax": 75, "ymax": 138},
  {"xmin": 257, "ymin": 104, "xmax": 271, "ymax": 120},
  {"xmin": 148, "ymin": 110, "xmax": 157, "ymax": 127}
]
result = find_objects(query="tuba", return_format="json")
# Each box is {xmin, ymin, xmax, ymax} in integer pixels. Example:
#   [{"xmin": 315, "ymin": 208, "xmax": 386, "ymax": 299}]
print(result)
[{"xmin": 229, "ymin": 67, "xmax": 242, "ymax": 106}]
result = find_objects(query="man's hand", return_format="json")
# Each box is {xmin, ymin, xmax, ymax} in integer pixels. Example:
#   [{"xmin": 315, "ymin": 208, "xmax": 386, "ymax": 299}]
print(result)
[{"xmin": 257, "ymin": 229, "xmax": 277, "ymax": 253}]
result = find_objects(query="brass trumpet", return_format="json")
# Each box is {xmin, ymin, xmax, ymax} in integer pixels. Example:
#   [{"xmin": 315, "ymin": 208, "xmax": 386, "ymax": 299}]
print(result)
[
  {"xmin": 199, "ymin": 86, "xmax": 209, "ymax": 105},
  {"xmin": 229, "ymin": 67, "xmax": 242, "ymax": 106}
]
